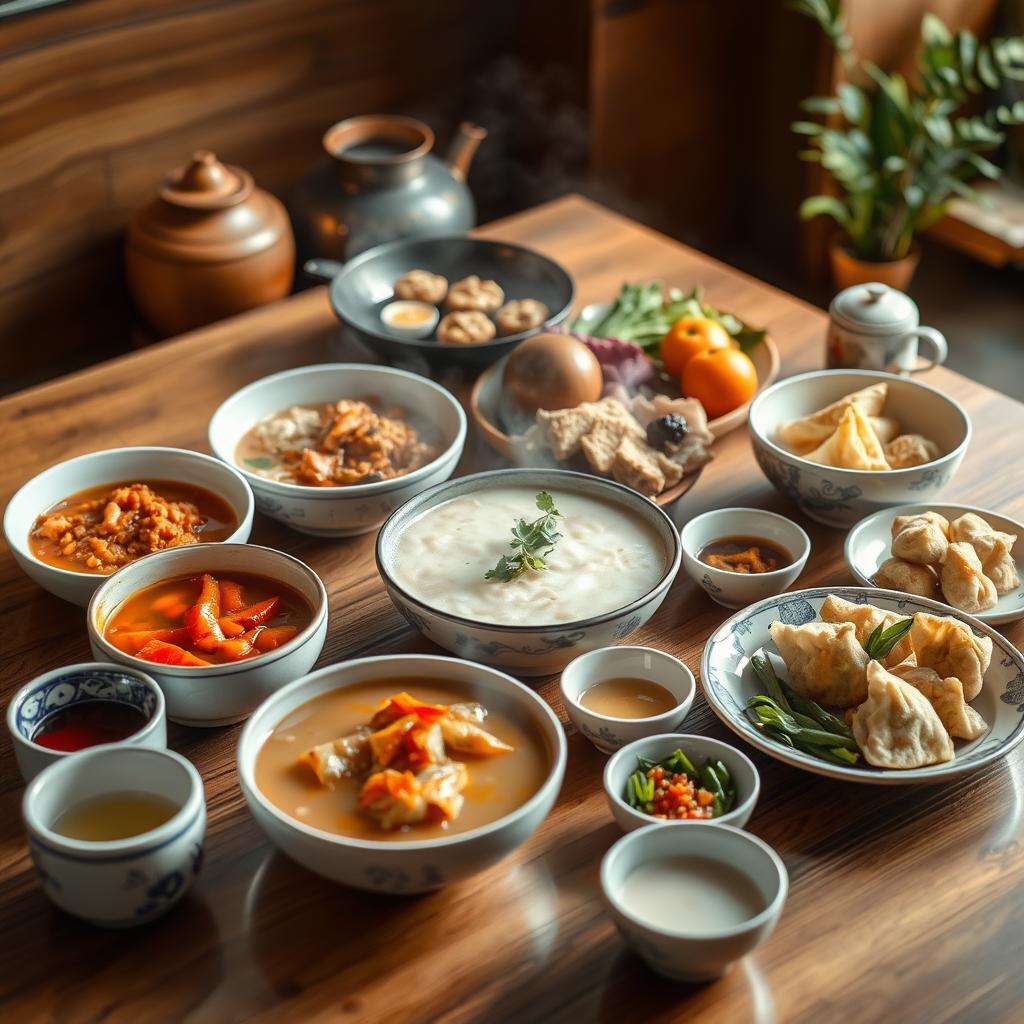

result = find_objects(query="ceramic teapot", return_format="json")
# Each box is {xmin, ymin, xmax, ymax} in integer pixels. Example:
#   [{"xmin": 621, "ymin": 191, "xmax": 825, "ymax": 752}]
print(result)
[
  {"xmin": 290, "ymin": 115, "xmax": 486, "ymax": 264},
  {"xmin": 125, "ymin": 151, "xmax": 294, "ymax": 338},
  {"xmin": 826, "ymin": 282, "xmax": 947, "ymax": 374}
]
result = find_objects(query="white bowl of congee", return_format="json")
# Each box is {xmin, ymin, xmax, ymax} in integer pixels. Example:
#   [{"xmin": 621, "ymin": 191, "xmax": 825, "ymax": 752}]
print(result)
[
  {"xmin": 375, "ymin": 468, "xmax": 682, "ymax": 675},
  {"xmin": 237, "ymin": 653, "xmax": 567, "ymax": 893},
  {"xmin": 207, "ymin": 363, "xmax": 467, "ymax": 537}
]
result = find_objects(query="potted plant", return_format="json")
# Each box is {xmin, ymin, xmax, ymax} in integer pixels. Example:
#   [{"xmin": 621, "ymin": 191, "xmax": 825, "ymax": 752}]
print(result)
[{"xmin": 792, "ymin": 0, "xmax": 1024, "ymax": 289}]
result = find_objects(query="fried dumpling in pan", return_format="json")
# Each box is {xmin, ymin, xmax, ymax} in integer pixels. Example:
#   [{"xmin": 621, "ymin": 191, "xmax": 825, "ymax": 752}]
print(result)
[
  {"xmin": 851, "ymin": 661, "xmax": 955, "ymax": 769},
  {"xmin": 940, "ymin": 542, "xmax": 998, "ymax": 614},
  {"xmin": 775, "ymin": 382, "xmax": 888, "ymax": 454},
  {"xmin": 949, "ymin": 513, "xmax": 1020, "ymax": 595},
  {"xmin": 909, "ymin": 612, "xmax": 992, "ymax": 702},
  {"xmin": 873, "ymin": 557, "xmax": 940, "ymax": 599},
  {"xmin": 891, "ymin": 512, "xmax": 950, "ymax": 566},
  {"xmin": 818, "ymin": 594, "xmax": 912, "ymax": 668},
  {"xmin": 768, "ymin": 619, "xmax": 869, "ymax": 708},
  {"xmin": 802, "ymin": 405, "xmax": 890, "ymax": 471}
]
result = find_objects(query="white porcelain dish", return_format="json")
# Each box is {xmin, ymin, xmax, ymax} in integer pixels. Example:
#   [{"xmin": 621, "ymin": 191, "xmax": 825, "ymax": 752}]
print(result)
[
  {"xmin": 7, "ymin": 662, "xmax": 167, "ymax": 783},
  {"xmin": 379, "ymin": 300, "xmax": 439, "ymax": 339},
  {"xmin": 748, "ymin": 370, "xmax": 970, "ymax": 528},
  {"xmin": 560, "ymin": 647, "xmax": 695, "ymax": 753},
  {"xmin": 375, "ymin": 468, "xmax": 682, "ymax": 676},
  {"xmin": 679, "ymin": 507, "xmax": 810, "ymax": 609},
  {"xmin": 87, "ymin": 543, "xmax": 328, "ymax": 727},
  {"xmin": 601, "ymin": 823, "xmax": 787, "ymax": 982},
  {"xmin": 2, "ymin": 446, "xmax": 255, "ymax": 606},
  {"xmin": 237, "ymin": 654, "xmax": 567, "ymax": 894},
  {"xmin": 701, "ymin": 586, "xmax": 1024, "ymax": 784},
  {"xmin": 207, "ymin": 363, "xmax": 466, "ymax": 537},
  {"xmin": 22, "ymin": 746, "xmax": 206, "ymax": 927},
  {"xmin": 845, "ymin": 503, "xmax": 1024, "ymax": 626},
  {"xmin": 603, "ymin": 733, "xmax": 760, "ymax": 832}
]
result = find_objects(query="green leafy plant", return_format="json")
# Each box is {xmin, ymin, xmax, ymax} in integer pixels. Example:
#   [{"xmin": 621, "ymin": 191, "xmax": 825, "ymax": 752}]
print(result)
[
  {"xmin": 792, "ymin": 1, "xmax": 1024, "ymax": 261},
  {"xmin": 484, "ymin": 491, "xmax": 563, "ymax": 582}
]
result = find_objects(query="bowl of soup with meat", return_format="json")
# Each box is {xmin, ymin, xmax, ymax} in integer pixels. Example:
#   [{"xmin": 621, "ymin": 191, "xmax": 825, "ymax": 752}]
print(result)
[
  {"xmin": 3, "ymin": 447, "xmax": 254, "ymax": 606},
  {"xmin": 237, "ymin": 653, "xmax": 567, "ymax": 893},
  {"xmin": 207, "ymin": 363, "xmax": 466, "ymax": 538},
  {"xmin": 88, "ymin": 543, "xmax": 328, "ymax": 726},
  {"xmin": 375, "ymin": 468, "xmax": 681, "ymax": 675}
]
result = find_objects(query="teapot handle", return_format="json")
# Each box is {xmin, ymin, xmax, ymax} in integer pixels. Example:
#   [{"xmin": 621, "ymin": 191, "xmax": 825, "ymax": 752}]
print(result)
[
  {"xmin": 303, "ymin": 258, "xmax": 345, "ymax": 282},
  {"xmin": 902, "ymin": 327, "xmax": 947, "ymax": 372}
]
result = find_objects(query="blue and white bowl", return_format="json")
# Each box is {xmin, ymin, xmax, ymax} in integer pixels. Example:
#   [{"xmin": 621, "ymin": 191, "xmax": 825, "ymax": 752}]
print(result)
[
  {"xmin": 700, "ymin": 586, "xmax": 1024, "ymax": 784},
  {"xmin": 748, "ymin": 370, "xmax": 970, "ymax": 528},
  {"xmin": 22, "ymin": 746, "xmax": 206, "ymax": 927},
  {"xmin": 7, "ymin": 662, "xmax": 167, "ymax": 783},
  {"xmin": 208, "ymin": 363, "xmax": 466, "ymax": 537},
  {"xmin": 375, "ymin": 468, "xmax": 682, "ymax": 676}
]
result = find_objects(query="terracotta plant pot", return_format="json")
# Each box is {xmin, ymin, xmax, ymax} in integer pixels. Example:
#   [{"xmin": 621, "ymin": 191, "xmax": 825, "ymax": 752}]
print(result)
[{"xmin": 829, "ymin": 239, "xmax": 921, "ymax": 292}]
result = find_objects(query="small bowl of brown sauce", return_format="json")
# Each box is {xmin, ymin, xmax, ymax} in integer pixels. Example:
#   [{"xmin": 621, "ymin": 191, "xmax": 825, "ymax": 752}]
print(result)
[
  {"xmin": 560, "ymin": 646, "xmax": 696, "ymax": 754},
  {"xmin": 679, "ymin": 508, "xmax": 810, "ymax": 609}
]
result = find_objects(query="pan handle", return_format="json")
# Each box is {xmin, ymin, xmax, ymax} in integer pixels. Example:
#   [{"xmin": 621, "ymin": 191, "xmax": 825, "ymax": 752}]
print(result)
[{"xmin": 303, "ymin": 258, "xmax": 345, "ymax": 282}]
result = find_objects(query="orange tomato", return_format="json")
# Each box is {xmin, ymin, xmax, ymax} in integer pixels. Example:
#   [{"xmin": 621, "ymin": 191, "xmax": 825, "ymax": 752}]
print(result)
[
  {"xmin": 682, "ymin": 348, "xmax": 758, "ymax": 419},
  {"xmin": 659, "ymin": 317, "xmax": 734, "ymax": 377}
]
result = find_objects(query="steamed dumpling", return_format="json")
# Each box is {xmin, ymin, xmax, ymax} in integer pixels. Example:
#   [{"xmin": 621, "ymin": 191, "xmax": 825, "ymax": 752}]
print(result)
[
  {"xmin": 776, "ymin": 382, "xmax": 888, "ymax": 454},
  {"xmin": 803, "ymin": 405, "xmax": 890, "ymax": 471},
  {"xmin": 873, "ymin": 557, "xmax": 940, "ymax": 599},
  {"xmin": 890, "ymin": 659, "xmax": 987, "ymax": 740},
  {"xmin": 818, "ymin": 594, "xmax": 912, "ymax": 667},
  {"xmin": 949, "ymin": 513, "xmax": 1019, "ymax": 595},
  {"xmin": 891, "ymin": 512, "xmax": 950, "ymax": 565},
  {"xmin": 884, "ymin": 434, "xmax": 941, "ymax": 469},
  {"xmin": 940, "ymin": 542, "xmax": 998, "ymax": 614},
  {"xmin": 909, "ymin": 612, "xmax": 992, "ymax": 701},
  {"xmin": 851, "ymin": 661, "xmax": 955, "ymax": 768},
  {"xmin": 769, "ymin": 619, "xmax": 869, "ymax": 707}
]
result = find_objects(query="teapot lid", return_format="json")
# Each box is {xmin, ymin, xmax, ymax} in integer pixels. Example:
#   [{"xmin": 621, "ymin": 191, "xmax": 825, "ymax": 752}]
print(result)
[
  {"xmin": 159, "ymin": 150, "xmax": 253, "ymax": 210},
  {"xmin": 830, "ymin": 282, "xmax": 919, "ymax": 335}
]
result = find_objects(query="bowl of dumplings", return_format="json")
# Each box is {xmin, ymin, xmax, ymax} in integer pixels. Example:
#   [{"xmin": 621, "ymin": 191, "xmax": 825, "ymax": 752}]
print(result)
[
  {"xmin": 701, "ymin": 586, "xmax": 1024, "ymax": 784},
  {"xmin": 748, "ymin": 370, "xmax": 970, "ymax": 527},
  {"xmin": 310, "ymin": 235, "xmax": 575, "ymax": 370},
  {"xmin": 845, "ymin": 504, "xmax": 1024, "ymax": 625}
]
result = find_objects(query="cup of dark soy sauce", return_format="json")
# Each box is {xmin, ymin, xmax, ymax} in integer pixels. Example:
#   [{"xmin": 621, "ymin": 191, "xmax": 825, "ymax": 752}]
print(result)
[{"xmin": 7, "ymin": 662, "xmax": 166, "ymax": 782}]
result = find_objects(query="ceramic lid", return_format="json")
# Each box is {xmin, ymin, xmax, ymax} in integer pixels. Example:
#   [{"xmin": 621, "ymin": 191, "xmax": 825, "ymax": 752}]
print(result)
[
  {"xmin": 830, "ymin": 282, "xmax": 919, "ymax": 335},
  {"xmin": 128, "ymin": 151, "xmax": 289, "ymax": 264}
]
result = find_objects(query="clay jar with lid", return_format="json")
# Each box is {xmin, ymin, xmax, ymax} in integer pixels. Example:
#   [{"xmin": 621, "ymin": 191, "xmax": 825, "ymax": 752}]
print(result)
[{"xmin": 126, "ymin": 151, "xmax": 295, "ymax": 338}]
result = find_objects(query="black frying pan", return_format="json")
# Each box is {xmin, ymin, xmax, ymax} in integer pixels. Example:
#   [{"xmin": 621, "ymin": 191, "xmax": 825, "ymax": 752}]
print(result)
[{"xmin": 305, "ymin": 235, "xmax": 575, "ymax": 370}]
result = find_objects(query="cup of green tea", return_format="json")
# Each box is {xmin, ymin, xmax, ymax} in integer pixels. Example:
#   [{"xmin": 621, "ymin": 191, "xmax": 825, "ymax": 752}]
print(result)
[{"xmin": 21, "ymin": 746, "xmax": 205, "ymax": 927}]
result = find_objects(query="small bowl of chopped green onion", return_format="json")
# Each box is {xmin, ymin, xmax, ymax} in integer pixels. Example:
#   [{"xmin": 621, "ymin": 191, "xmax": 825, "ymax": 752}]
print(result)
[{"xmin": 603, "ymin": 734, "xmax": 760, "ymax": 832}]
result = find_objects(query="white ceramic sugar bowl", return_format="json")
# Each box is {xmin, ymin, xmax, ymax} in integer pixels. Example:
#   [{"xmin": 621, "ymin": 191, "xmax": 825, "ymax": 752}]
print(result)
[{"xmin": 826, "ymin": 283, "xmax": 947, "ymax": 374}]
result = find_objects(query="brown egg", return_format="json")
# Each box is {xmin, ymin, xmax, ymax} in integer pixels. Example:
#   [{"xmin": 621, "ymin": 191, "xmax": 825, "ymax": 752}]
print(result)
[{"xmin": 501, "ymin": 333, "xmax": 603, "ymax": 427}]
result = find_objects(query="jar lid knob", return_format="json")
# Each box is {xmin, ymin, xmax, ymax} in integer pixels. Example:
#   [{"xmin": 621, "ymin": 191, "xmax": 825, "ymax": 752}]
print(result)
[{"xmin": 159, "ymin": 151, "xmax": 252, "ymax": 210}]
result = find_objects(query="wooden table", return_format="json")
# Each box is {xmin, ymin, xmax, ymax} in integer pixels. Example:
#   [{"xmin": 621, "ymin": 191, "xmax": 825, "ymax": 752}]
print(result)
[{"xmin": 3, "ymin": 196, "xmax": 1023, "ymax": 1024}]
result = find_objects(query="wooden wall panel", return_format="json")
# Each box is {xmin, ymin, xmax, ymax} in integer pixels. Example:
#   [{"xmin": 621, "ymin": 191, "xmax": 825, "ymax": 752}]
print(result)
[{"xmin": 0, "ymin": 0, "xmax": 508, "ymax": 388}]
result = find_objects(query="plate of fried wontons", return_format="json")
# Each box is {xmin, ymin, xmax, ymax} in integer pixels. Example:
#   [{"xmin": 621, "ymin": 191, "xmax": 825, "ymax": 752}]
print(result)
[
  {"xmin": 701, "ymin": 587, "xmax": 1024, "ymax": 783},
  {"xmin": 845, "ymin": 504, "xmax": 1024, "ymax": 625}
]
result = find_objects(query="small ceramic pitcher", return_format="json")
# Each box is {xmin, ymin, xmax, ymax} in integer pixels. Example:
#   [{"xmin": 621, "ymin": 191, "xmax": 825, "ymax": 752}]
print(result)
[{"xmin": 826, "ymin": 282, "xmax": 947, "ymax": 374}]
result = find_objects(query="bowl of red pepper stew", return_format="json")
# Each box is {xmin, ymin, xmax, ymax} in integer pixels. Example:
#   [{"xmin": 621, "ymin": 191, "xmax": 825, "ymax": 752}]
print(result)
[
  {"xmin": 7, "ymin": 662, "xmax": 167, "ymax": 783},
  {"xmin": 88, "ymin": 544, "xmax": 328, "ymax": 727},
  {"xmin": 603, "ymin": 733, "xmax": 760, "ymax": 833}
]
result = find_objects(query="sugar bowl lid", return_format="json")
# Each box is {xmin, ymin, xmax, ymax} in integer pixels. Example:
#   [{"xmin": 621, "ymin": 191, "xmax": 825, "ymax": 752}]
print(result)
[{"xmin": 830, "ymin": 282, "xmax": 919, "ymax": 335}]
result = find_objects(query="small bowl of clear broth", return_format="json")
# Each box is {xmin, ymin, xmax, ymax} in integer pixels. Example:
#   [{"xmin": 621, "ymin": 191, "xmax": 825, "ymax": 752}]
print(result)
[
  {"xmin": 679, "ymin": 507, "xmax": 811, "ymax": 609},
  {"xmin": 560, "ymin": 646, "xmax": 696, "ymax": 754},
  {"xmin": 21, "ymin": 746, "xmax": 205, "ymax": 927}
]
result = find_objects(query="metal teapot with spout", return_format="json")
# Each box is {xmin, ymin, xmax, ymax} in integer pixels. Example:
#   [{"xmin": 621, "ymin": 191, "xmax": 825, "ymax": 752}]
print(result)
[{"xmin": 290, "ymin": 115, "xmax": 486, "ymax": 264}]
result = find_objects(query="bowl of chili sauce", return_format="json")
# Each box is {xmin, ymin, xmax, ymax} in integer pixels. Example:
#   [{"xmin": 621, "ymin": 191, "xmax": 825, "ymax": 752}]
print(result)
[{"xmin": 7, "ymin": 663, "xmax": 166, "ymax": 782}]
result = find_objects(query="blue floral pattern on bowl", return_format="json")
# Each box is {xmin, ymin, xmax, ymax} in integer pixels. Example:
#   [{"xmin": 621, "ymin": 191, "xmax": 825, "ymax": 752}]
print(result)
[
  {"xmin": 14, "ymin": 669, "xmax": 157, "ymax": 742},
  {"xmin": 700, "ymin": 586, "xmax": 1024, "ymax": 783}
]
